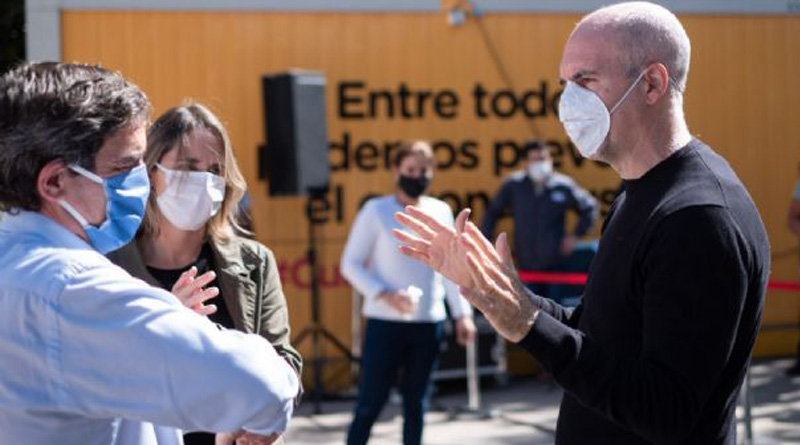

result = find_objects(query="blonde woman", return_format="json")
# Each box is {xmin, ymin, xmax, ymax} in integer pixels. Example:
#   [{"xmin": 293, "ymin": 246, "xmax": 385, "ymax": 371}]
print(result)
[{"xmin": 108, "ymin": 103, "xmax": 301, "ymax": 445}]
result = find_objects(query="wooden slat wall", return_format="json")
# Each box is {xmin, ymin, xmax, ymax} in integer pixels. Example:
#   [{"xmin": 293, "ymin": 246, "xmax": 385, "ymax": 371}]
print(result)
[{"xmin": 62, "ymin": 11, "xmax": 800, "ymax": 369}]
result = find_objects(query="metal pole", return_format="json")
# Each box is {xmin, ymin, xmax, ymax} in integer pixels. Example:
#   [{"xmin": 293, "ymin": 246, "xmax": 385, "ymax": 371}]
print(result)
[
  {"xmin": 351, "ymin": 290, "xmax": 362, "ymax": 386},
  {"xmin": 308, "ymin": 208, "xmax": 323, "ymax": 415},
  {"xmin": 741, "ymin": 368, "xmax": 753, "ymax": 445},
  {"xmin": 466, "ymin": 333, "xmax": 480, "ymax": 411}
]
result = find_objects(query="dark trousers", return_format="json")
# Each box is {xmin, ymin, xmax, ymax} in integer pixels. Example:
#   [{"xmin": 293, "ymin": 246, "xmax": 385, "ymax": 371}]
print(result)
[{"xmin": 347, "ymin": 318, "xmax": 445, "ymax": 445}]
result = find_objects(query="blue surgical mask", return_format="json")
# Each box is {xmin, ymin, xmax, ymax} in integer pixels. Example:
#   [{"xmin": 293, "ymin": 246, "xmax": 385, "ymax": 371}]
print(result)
[{"xmin": 58, "ymin": 163, "xmax": 150, "ymax": 254}]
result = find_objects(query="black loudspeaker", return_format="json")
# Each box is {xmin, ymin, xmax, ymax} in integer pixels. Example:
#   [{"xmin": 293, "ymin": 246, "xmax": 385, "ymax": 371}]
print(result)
[{"xmin": 261, "ymin": 71, "xmax": 329, "ymax": 196}]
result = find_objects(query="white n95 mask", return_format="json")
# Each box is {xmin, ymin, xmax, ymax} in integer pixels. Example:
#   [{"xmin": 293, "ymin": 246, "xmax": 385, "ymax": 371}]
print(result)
[
  {"xmin": 558, "ymin": 70, "xmax": 646, "ymax": 159},
  {"xmin": 156, "ymin": 164, "xmax": 226, "ymax": 231}
]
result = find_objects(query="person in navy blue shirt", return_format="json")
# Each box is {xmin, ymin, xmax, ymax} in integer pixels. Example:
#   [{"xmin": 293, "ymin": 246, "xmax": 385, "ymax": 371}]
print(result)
[{"xmin": 482, "ymin": 141, "xmax": 598, "ymax": 296}]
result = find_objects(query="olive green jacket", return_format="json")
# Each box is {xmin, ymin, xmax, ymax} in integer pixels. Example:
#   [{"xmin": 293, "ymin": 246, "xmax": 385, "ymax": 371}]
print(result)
[{"xmin": 107, "ymin": 236, "xmax": 303, "ymax": 378}]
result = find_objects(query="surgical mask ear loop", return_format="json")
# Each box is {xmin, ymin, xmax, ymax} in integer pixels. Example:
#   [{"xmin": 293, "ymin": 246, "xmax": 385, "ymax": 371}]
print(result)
[
  {"xmin": 69, "ymin": 164, "xmax": 104, "ymax": 185},
  {"xmin": 59, "ymin": 164, "xmax": 106, "ymax": 228},
  {"xmin": 609, "ymin": 70, "xmax": 647, "ymax": 115},
  {"xmin": 58, "ymin": 199, "xmax": 90, "ymax": 228}
]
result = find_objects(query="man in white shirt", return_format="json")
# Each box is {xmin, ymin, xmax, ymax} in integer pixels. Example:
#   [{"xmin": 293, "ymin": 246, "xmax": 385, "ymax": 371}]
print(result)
[{"xmin": 0, "ymin": 62, "xmax": 297, "ymax": 444}]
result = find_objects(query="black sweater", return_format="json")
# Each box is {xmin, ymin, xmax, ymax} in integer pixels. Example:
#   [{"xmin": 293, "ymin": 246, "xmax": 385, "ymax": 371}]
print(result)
[{"xmin": 518, "ymin": 139, "xmax": 769, "ymax": 444}]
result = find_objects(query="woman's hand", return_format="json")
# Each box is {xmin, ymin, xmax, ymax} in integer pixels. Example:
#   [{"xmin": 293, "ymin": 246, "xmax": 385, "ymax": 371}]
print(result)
[
  {"xmin": 454, "ymin": 316, "xmax": 476, "ymax": 347},
  {"xmin": 377, "ymin": 290, "xmax": 416, "ymax": 315},
  {"xmin": 171, "ymin": 266, "xmax": 219, "ymax": 316}
]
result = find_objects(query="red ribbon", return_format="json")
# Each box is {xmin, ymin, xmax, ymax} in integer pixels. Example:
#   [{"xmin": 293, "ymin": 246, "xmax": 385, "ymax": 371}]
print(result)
[
  {"xmin": 518, "ymin": 271, "xmax": 800, "ymax": 292},
  {"xmin": 518, "ymin": 271, "xmax": 589, "ymax": 286}
]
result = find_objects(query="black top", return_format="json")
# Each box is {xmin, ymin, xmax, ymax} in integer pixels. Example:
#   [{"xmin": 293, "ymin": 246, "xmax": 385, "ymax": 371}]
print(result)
[
  {"xmin": 147, "ymin": 243, "xmax": 235, "ymax": 445},
  {"xmin": 147, "ymin": 243, "xmax": 235, "ymax": 330},
  {"xmin": 482, "ymin": 171, "xmax": 598, "ymax": 270},
  {"xmin": 518, "ymin": 139, "xmax": 769, "ymax": 444}
]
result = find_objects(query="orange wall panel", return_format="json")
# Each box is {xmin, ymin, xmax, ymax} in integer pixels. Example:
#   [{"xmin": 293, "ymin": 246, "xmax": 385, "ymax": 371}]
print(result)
[{"xmin": 61, "ymin": 11, "xmax": 800, "ymax": 373}]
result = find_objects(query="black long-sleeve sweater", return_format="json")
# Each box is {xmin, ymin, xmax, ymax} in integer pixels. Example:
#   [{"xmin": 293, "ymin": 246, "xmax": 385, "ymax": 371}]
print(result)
[{"xmin": 518, "ymin": 139, "xmax": 769, "ymax": 444}]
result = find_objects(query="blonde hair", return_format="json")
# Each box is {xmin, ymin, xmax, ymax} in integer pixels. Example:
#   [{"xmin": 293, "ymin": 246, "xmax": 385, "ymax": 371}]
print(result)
[{"xmin": 142, "ymin": 102, "xmax": 248, "ymax": 242}]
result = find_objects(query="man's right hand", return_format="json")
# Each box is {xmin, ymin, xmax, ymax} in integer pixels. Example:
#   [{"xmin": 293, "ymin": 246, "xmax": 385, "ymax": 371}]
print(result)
[
  {"xmin": 216, "ymin": 431, "xmax": 279, "ymax": 445},
  {"xmin": 392, "ymin": 206, "xmax": 476, "ymax": 289}
]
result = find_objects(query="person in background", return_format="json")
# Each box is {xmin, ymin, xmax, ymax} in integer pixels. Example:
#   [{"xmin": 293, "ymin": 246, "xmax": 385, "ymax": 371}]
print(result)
[
  {"xmin": 340, "ymin": 140, "xmax": 476, "ymax": 445},
  {"xmin": 482, "ymin": 141, "xmax": 598, "ymax": 298},
  {"xmin": 786, "ymin": 168, "xmax": 800, "ymax": 376},
  {"xmin": 0, "ymin": 62, "xmax": 297, "ymax": 445},
  {"xmin": 107, "ymin": 103, "xmax": 302, "ymax": 444}
]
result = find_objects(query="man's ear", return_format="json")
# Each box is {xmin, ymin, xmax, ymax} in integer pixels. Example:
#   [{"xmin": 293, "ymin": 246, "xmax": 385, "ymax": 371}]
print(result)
[
  {"xmin": 643, "ymin": 63, "xmax": 670, "ymax": 105},
  {"xmin": 37, "ymin": 159, "xmax": 70, "ymax": 205}
]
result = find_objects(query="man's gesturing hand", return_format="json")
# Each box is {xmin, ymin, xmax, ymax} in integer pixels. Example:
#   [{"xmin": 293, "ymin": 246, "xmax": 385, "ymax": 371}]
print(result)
[
  {"xmin": 392, "ymin": 206, "xmax": 475, "ymax": 289},
  {"xmin": 392, "ymin": 207, "xmax": 538, "ymax": 342},
  {"xmin": 459, "ymin": 225, "xmax": 538, "ymax": 342}
]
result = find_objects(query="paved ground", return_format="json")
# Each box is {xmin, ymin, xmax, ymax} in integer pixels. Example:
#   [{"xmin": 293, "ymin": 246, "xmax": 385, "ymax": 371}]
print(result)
[{"xmin": 284, "ymin": 357, "xmax": 800, "ymax": 444}]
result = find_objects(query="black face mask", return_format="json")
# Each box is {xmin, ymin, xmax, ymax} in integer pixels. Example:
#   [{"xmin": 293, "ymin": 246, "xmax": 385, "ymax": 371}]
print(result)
[{"xmin": 398, "ymin": 174, "xmax": 430, "ymax": 199}]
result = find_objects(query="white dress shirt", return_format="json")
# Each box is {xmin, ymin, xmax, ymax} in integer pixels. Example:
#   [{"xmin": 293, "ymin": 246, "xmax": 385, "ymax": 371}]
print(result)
[
  {"xmin": 340, "ymin": 195, "xmax": 472, "ymax": 322},
  {"xmin": 0, "ymin": 211, "xmax": 298, "ymax": 444}
]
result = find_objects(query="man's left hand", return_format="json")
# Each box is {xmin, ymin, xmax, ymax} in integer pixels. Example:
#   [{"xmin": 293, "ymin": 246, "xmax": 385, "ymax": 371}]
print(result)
[
  {"xmin": 457, "ymin": 226, "xmax": 540, "ymax": 343},
  {"xmin": 216, "ymin": 431, "xmax": 279, "ymax": 445},
  {"xmin": 454, "ymin": 316, "xmax": 476, "ymax": 346}
]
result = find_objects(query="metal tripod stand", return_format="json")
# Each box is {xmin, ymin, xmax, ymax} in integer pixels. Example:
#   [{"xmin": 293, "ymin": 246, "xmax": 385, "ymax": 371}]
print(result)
[{"xmin": 291, "ymin": 189, "xmax": 357, "ymax": 414}]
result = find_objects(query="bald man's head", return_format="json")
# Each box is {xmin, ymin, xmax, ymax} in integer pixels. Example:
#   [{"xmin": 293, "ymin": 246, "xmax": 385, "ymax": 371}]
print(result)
[{"xmin": 575, "ymin": 2, "xmax": 691, "ymax": 95}]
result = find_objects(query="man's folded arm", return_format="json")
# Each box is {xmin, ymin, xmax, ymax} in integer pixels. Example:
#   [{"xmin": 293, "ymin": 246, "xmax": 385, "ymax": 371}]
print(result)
[{"xmin": 56, "ymin": 266, "xmax": 299, "ymax": 435}]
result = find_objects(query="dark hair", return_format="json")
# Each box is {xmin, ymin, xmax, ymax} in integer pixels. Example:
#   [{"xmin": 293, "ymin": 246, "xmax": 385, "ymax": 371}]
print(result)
[
  {"xmin": 393, "ymin": 140, "xmax": 434, "ymax": 168},
  {"xmin": 0, "ymin": 62, "xmax": 149, "ymax": 212},
  {"xmin": 524, "ymin": 139, "xmax": 551, "ymax": 156}
]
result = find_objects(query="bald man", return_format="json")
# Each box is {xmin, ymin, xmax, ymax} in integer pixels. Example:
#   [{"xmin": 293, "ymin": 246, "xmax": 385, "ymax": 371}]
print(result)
[{"xmin": 392, "ymin": 2, "xmax": 769, "ymax": 444}]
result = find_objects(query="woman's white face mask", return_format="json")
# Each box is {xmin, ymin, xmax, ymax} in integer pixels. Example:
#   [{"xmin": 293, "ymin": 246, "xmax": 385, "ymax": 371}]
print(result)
[
  {"xmin": 156, "ymin": 164, "xmax": 226, "ymax": 231},
  {"xmin": 558, "ymin": 70, "xmax": 646, "ymax": 159}
]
